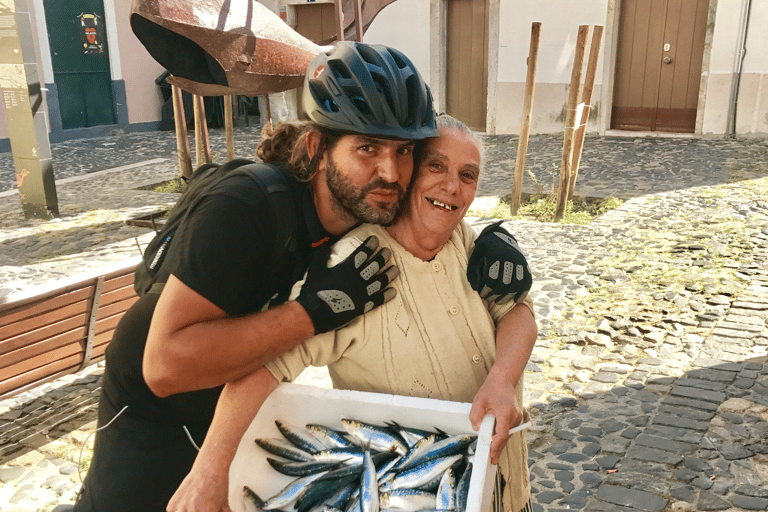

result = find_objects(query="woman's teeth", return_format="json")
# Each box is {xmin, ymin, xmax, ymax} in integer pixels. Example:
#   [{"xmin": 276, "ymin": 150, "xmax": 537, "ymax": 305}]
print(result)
[{"xmin": 428, "ymin": 198, "xmax": 457, "ymax": 211}]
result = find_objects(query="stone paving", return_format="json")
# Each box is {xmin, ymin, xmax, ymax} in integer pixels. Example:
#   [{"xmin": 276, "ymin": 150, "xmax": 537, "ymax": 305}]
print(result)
[{"xmin": 0, "ymin": 127, "xmax": 767, "ymax": 512}]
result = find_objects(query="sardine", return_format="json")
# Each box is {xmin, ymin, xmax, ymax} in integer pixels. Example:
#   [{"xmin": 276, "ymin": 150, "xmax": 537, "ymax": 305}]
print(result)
[
  {"xmin": 396, "ymin": 435, "xmax": 475, "ymax": 471},
  {"xmin": 360, "ymin": 448, "xmax": 379, "ymax": 512},
  {"xmin": 391, "ymin": 434, "xmax": 437, "ymax": 471},
  {"xmin": 455, "ymin": 463, "xmax": 472, "ymax": 512},
  {"xmin": 276, "ymin": 419, "xmax": 328, "ymax": 453},
  {"xmin": 386, "ymin": 421, "xmax": 441, "ymax": 447},
  {"xmin": 435, "ymin": 467, "xmax": 456, "ymax": 511},
  {"xmin": 243, "ymin": 486, "xmax": 264, "ymax": 512},
  {"xmin": 312, "ymin": 447, "xmax": 364, "ymax": 465},
  {"xmin": 307, "ymin": 424, "xmax": 356, "ymax": 449},
  {"xmin": 342, "ymin": 419, "xmax": 408, "ymax": 455},
  {"xmin": 267, "ymin": 457, "xmax": 342, "ymax": 477},
  {"xmin": 256, "ymin": 438, "xmax": 314, "ymax": 462},
  {"xmin": 262, "ymin": 471, "xmax": 329, "ymax": 510},
  {"xmin": 390, "ymin": 454, "xmax": 463, "ymax": 491},
  {"xmin": 379, "ymin": 489, "xmax": 437, "ymax": 512},
  {"xmin": 297, "ymin": 474, "xmax": 358, "ymax": 512}
]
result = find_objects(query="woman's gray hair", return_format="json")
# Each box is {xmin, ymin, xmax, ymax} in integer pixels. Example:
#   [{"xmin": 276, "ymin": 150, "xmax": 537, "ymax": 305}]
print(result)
[{"xmin": 434, "ymin": 113, "xmax": 484, "ymax": 167}]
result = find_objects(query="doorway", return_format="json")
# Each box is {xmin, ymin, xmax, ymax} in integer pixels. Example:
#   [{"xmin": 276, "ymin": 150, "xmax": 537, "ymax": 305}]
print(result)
[
  {"xmin": 43, "ymin": 0, "xmax": 116, "ymax": 129},
  {"xmin": 445, "ymin": 0, "xmax": 489, "ymax": 132},
  {"xmin": 611, "ymin": 0, "xmax": 708, "ymax": 133}
]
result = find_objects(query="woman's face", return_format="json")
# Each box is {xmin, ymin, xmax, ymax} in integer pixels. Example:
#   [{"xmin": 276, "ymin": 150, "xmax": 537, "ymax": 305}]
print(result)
[{"xmin": 404, "ymin": 127, "xmax": 481, "ymax": 240}]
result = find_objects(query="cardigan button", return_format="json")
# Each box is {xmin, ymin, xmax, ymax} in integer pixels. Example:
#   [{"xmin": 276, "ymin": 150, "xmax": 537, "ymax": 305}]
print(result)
[
  {"xmin": 431, "ymin": 261, "xmax": 442, "ymax": 271},
  {"xmin": 472, "ymin": 354, "xmax": 482, "ymax": 364}
]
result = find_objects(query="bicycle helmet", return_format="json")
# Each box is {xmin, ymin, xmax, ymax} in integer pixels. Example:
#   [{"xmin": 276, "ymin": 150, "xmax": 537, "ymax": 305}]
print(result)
[{"xmin": 303, "ymin": 42, "xmax": 438, "ymax": 140}]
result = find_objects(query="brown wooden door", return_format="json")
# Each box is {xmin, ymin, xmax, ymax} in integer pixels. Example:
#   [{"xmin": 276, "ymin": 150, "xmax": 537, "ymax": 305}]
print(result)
[
  {"xmin": 446, "ymin": 0, "xmax": 489, "ymax": 131},
  {"xmin": 293, "ymin": 3, "xmax": 338, "ymax": 44},
  {"xmin": 611, "ymin": 0, "xmax": 708, "ymax": 132}
]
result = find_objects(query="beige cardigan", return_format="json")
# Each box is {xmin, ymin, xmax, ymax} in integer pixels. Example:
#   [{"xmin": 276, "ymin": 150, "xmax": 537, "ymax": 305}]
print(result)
[{"xmin": 267, "ymin": 221, "xmax": 533, "ymax": 512}]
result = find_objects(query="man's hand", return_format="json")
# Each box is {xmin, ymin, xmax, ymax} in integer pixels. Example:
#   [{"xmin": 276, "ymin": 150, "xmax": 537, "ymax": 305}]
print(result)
[
  {"xmin": 166, "ymin": 460, "xmax": 231, "ymax": 512},
  {"xmin": 467, "ymin": 221, "xmax": 532, "ymax": 304},
  {"xmin": 469, "ymin": 371, "xmax": 524, "ymax": 465},
  {"xmin": 296, "ymin": 235, "xmax": 399, "ymax": 334}
]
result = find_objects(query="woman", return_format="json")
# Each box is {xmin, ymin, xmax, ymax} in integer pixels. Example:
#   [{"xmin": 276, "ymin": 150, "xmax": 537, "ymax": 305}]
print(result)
[{"xmin": 168, "ymin": 114, "xmax": 537, "ymax": 512}]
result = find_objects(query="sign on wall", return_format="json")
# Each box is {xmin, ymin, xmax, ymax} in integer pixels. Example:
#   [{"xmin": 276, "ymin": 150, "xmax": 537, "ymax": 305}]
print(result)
[{"xmin": 79, "ymin": 13, "xmax": 104, "ymax": 54}]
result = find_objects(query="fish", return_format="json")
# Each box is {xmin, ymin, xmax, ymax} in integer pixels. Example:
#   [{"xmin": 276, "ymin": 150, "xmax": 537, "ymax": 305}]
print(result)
[
  {"xmin": 379, "ymin": 489, "xmax": 437, "ymax": 512},
  {"xmin": 386, "ymin": 421, "xmax": 443, "ymax": 447},
  {"xmin": 312, "ymin": 447, "xmax": 365, "ymax": 465},
  {"xmin": 342, "ymin": 419, "xmax": 408, "ymax": 455},
  {"xmin": 276, "ymin": 419, "xmax": 328, "ymax": 453},
  {"xmin": 395, "ymin": 435, "xmax": 475, "ymax": 472},
  {"xmin": 360, "ymin": 448, "xmax": 379, "ymax": 512},
  {"xmin": 391, "ymin": 434, "xmax": 438, "ymax": 471},
  {"xmin": 267, "ymin": 457, "xmax": 343, "ymax": 477},
  {"xmin": 243, "ymin": 486, "xmax": 264, "ymax": 512},
  {"xmin": 307, "ymin": 424, "xmax": 356, "ymax": 449},
  {"xmin": 455, "ymin": 462, "xmax": 472, "ymax": 512},
  {"xmin": 262, "ymin": 471, "xmax": 330, "ymax": 510},
  {"xmin": 389, "ymin": 454, "xmax": 463, "ymax": 491},
  {"xmin": 256, "ymin": 438, "xmax": 314, "ymax": 462},
  {"xmin": 435, "ymin": 467, "xmax": 456, "ymax": 511},
  {"xmin": 296, "ymin": 474, "xmax": 358, "ymax": 512}
]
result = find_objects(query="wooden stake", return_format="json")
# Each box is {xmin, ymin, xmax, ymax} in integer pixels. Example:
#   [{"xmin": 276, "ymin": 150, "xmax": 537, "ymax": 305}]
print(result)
[
  {"xmin": 567, "ymin": 25, "xmax": 604, "ymax": 202},
  {"xmin": 224, "ymin": 94, "xmax": 234, "ymax": 161},
  {"xmin": 553, "ymin": 25, "xmax": 589, "ymax": 222},
  {"xmin": 354, "ymin": 0, "xmax": 364, "ymax": 41},
  {"xmin": 510, "ymin": 22, "xmax": 542, "ymax": 216},
  {"xmin": 171, "ymin": 84, "xmax": 192, "ymax": 178},
  {"xmin": 334, "ymin": 0, "xmax": 345, "ymax": 41},
  {"xmin": 193, "ymin": 94, "xmax": 212, "ymax": 167},
  {"xmin": 262, "ymin": 94, "xmax": 273, "ymax": 131}
]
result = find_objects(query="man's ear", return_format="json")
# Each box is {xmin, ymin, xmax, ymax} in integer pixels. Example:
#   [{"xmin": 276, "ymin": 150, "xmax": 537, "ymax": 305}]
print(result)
[{"xmin": 306, "ymin": 130, "xmax": 323, "ymax": 165}]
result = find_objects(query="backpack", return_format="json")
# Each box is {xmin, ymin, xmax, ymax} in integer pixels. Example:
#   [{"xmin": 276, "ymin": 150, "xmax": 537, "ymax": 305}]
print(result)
[{"xmin": 134, "ymin": 159, "xmax": 298, "ymax": 297}]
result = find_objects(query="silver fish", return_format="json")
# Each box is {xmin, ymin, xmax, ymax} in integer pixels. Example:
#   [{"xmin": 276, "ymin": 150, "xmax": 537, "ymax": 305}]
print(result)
[
  {"xmin": 435, "ymin": 468, "xmax": 456, "ymax": 511},
  {"xmin": 392, "ymin": 434, "xmax": 438, "ymax": 470},
  {"xmin": 379, "ymin": 489, "xmax": 437, "ymax": 512},
  {"xmin": 360, "ymin": 448, "xmax": 379, "ymax": 512},
  {"xmin": 390, "ymin": 454, "xmax": 463, "ymax": 491},
  {"xmin": 243, "ymin": 486, "xmax": 264, "ymax": 512},
  {"xmin": 262, "ymin": 471, "xmax": 329, "ymax": 510},
  {"xmin": 276, "ymin": 419, "xmax": 328, "ymax": 453},
  {"xmin": 307, "ymin": 424, "xmax": 355, "ymax": 449},
  {"xmin": 455, "ymin": 463, "xmax": 472, "ymax": 512},
  {"xmin": 396, "ymin": 435, "xmax": 475, "ymax": 471},
  {"xmin": 342, "ymin": 419, "xmax": 408, "ymax": 455},
  {"xmin": 267, "ymin": 457, "xmax": 341, "ymax": 476},
  {"xmin": 256, "ymin": 438, "xmax": 314, "ymax": 462},
  {"xmin": 312, "ymin": 447, "xmax": 364, "ymax": 465}
]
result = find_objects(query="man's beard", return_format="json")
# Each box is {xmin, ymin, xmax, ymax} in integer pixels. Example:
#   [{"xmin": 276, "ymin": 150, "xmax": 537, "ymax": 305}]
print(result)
[{"xmin": 325, "ymin": 155, "xmax": 406, "ymax": 225}]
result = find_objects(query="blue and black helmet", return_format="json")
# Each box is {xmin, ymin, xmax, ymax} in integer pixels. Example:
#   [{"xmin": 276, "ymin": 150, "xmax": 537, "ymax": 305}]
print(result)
[{"xmin": 303, "ymin": 42, "xmax": 438, "ymax": 141}]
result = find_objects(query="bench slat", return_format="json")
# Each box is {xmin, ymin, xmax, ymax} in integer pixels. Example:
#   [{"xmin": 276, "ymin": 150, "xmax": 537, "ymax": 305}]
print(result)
[
  {"xmin": 0, "ymin": 287, "xmax": 93, "ymax": 329},
  {"xmin": 0, "ymin": 326, "xmax": 87, "ymax": 369},
  {"xmin": 0, "ymin": 313, "xmax": 89, "ymax": 356},
  {"xmin": 0, "ymin": 354, "xmax": 83, "ymax": 397}
]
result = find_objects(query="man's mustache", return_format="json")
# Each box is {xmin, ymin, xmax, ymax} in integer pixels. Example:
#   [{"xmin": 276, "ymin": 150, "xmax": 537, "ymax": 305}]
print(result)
[{"xmin": 361, "ymin": 178, "xmax": 404, "ymax": 196}]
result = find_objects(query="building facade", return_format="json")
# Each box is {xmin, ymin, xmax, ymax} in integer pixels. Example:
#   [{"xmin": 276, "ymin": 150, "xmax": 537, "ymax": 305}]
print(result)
[{"xmin": 1, "ymin": 0, "xmax": 766, "ymax": 154}]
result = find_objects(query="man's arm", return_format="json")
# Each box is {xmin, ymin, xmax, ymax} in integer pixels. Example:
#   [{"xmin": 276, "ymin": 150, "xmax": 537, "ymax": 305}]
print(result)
[
  {"xmin": 166, "ymin": 366, "xmax": 280, "ymax": 512},
  {"xmin": 144, "ymin": 275, "xmax": 313, "ymax": 397},
  {"xmin": 469, "ymin": 303, "xmax": 537, "ymax": 464}
]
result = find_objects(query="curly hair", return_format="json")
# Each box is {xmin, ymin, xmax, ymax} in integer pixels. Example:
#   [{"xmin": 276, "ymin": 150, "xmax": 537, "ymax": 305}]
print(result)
[{"xmin": 255, "ymin": 122, "xmax": 343, "ymax": 182}]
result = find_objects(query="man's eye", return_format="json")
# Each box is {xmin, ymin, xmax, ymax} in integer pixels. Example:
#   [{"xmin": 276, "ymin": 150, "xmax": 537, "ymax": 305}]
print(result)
[{"xmin": 398, "ymin": 146, "xmax": 414, "ymax": 155}]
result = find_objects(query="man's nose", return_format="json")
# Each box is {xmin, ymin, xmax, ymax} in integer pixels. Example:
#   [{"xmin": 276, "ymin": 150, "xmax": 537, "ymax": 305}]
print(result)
[{"xmin": 375, "ymin": 153, "xmax": 400, "ymax": 183}]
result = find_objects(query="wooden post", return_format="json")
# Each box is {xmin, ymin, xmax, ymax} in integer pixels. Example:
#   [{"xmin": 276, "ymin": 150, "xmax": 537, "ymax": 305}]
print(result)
[
  {"xmin": 224, "ymin": 94, "xmax": 235, "ymax": 161},
  {"xmin": 262, "ymin": 94, "xmax": 273, "ymax": 131},
  {"xmin": 354, "ymin": 0, "xmax": 364, "ymax": 41},
  {"xmin": 334, "ymin": 0, "xmax": 345, "ymax": 41},
  {"xmin": 193, "ymin": 94, "xmax": 212, "ymax": 167},
  {"xmin": 567, "ymin": 25, "xmax": 604, "ymax": 202},
  {"xmin": 171, "ymin": 84, "xmax": 193, "ymax": 178},
  {"xmin": 510, "ymin": 22, "xmax": 542, "ymax": 216},
  {"xmin": 553, "ymin": 25, "xmax": 589, "ymax": 222}
]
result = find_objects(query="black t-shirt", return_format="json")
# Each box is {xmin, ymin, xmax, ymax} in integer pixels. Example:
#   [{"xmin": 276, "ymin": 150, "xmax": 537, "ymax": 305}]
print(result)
[{"xmin": 103, "ymin": 165, "xmax": 331, "ymax": 429}]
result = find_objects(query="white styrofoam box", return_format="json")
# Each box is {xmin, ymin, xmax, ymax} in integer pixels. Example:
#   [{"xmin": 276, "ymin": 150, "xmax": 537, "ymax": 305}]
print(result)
[{"xmin": 229, "ymin": 383, "xmax": 497, "ymax": 512}]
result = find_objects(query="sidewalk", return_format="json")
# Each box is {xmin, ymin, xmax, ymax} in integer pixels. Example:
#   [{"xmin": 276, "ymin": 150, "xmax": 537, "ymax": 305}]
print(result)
[{"xmin": 0, "ymin": 128, "xmax": 767, "ymax": 512}]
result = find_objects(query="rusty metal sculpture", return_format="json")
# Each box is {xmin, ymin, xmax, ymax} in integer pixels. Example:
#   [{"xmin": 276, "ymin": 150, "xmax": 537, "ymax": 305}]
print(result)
[{"xmin": 130, "ymin": 0, "xmax": 398, "ymax": 96}]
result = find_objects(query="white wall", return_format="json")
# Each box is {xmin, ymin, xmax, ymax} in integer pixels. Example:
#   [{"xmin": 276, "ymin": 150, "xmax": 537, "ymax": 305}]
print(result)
[{"xmin": 362, "ymin": 0, "xmax": 432, "ymax": 86}]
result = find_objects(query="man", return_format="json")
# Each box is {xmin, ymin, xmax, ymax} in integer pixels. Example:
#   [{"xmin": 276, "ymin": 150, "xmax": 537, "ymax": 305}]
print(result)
[{"xmin": 69, "ymin": 42, "xmax": 531, "ymax": 512}]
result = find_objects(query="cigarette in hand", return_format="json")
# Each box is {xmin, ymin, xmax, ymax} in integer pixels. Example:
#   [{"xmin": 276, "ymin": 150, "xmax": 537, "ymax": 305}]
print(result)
[{"xmin": 508, "ymin": 421, "xmax": 532, "ymax": 435}]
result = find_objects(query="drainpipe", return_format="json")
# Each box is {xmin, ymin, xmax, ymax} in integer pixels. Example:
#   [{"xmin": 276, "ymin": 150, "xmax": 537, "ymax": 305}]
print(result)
[{"xmin": 726, "ymin": 0, "xmax": 753, "ymax": 139}]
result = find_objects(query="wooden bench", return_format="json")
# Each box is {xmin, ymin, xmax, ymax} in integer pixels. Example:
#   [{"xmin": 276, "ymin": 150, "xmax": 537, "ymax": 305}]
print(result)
[{"xmin": 0, "ymin": 258, "xmax": 140, "ymax": 399}]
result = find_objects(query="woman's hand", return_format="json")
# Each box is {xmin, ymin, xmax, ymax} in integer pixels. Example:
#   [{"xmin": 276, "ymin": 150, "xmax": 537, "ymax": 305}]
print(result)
[
  {"xmin": 166, "ymin": 459, "xmax": 231, "ymax": 512},
  {"xmin": 469, "ymin": 370, "xmax": 523, "ymax": 465}
]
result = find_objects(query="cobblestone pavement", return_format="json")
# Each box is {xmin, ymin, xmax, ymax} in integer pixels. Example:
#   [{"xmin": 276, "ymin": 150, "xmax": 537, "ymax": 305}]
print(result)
[{"xmin": 0, "ymin": 128, "xmax": 767, "ymax": 512}]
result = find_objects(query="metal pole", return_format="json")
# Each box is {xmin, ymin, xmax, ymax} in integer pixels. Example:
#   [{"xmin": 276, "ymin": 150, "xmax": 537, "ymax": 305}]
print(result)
[
  {"xmin": 510, "ymin": 22, "xmax": 541, "ymax": 216},
  {"xmin": 171, "ymin": 84, "xmax": 193, "ymax": 177},
  {"xmin": 354, "ymin": 0, "xmax": 364, "ymax": 41},
  {"xmin": 224, "ymin": 94, "xmax": 234, "ymax": 161},
  {"xmin": 1, "ymin": 0, "xmax": 58, "ymax": 219}
]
